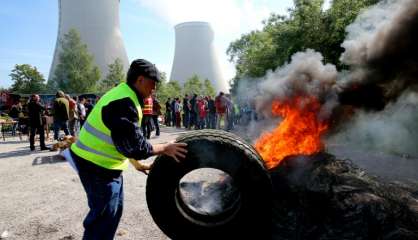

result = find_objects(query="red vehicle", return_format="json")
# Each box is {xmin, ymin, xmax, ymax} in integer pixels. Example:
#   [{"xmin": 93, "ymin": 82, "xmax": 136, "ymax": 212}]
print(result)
[{"xmin": 0, "ymin": 91, "xmax": 20, "ymax": 113}]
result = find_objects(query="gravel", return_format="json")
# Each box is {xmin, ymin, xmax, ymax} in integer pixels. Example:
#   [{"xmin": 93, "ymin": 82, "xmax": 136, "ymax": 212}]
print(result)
[{"xmin": 0, "ymin": 127, "xmax": 189, "ymax": 240}]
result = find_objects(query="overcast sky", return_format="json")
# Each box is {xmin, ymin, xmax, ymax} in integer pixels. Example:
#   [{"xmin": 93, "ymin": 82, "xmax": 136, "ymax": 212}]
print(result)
[{"xmin": 0, "ymin": 0, "xmax": 330, "ymax": 88}]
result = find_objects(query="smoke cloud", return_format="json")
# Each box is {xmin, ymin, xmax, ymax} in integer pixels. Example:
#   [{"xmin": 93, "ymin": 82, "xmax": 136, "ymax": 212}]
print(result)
[
  {"xmin": 232, "ymin": 0, "xmax": 418, "ymax": 180},
  {"xmin": 255, "ymin": 50, "xmax": 339, "ymax": 119},
  {"xmin": 328, "ymin": 91, "xmax": 418, "ymax": 155},
  {"xmin": 327, "ymin": 92, "xmax": 418, "ymax": 181},
  {"xmin": 340, "ymin": 0, "xmax": 418, "ymax": 101}
]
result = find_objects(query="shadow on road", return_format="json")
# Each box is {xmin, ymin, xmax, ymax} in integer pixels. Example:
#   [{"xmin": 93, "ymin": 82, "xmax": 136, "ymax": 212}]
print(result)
[
  {"xmin": 32, "ymin": 155, "xmax": 66, "ymax": 165},
  {"xmin": 0, "ymin": 139, "xmax": 28, "ymax": 144},
  {"xmin": 0, "ymin": 148, "xmax": 32, "ymax": 159}
]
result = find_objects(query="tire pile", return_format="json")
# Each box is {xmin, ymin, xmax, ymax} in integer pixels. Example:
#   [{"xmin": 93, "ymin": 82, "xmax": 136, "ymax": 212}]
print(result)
[{"xmin": 146, "ymin": 130, "xmax": 418, "ymax": 239}]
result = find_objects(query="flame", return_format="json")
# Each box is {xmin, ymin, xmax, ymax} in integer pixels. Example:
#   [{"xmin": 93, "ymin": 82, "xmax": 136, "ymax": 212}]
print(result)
[{"xmin": 255, "ymin": 96, "xmax": 328, "ymax": 169}]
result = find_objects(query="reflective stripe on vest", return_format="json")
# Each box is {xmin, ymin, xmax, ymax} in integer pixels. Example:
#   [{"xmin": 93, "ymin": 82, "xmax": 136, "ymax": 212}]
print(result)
[
  {"xmin": 143, "ymin": 97, "xmax": 153, "ymax": 115},
  {"xmin": 71, "ymin": 83, "xmax": 143, "ymax": 170}
]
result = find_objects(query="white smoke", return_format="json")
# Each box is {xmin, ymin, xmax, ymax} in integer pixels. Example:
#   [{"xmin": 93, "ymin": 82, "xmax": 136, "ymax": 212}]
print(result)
[
  {"xmin": 251, "ymin": 50, "xmax": 339, "ymax": 122},
  {"xmin": 328, "ymin": 92, "xmax": 418, "ymax": 157},
  {"xmin": 233, "ymin": 50, "xmax": 340, "ymax": 142}
]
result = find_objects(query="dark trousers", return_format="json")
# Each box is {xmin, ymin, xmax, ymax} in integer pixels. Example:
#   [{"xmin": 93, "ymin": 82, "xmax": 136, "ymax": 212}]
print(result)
[
  {"xmin": 78, "ymin": 166, "xmax": 123, "ymax": 240},
  {"xmin": 30, "ymin": 125, "xmax": 46, "ymax": 149},
  {"xmin": 80, "ymin": 119, "xmax": 86, "ymax": 128},
  {"xmin": 171, "ymin": 111, "xmax": 176, "ymax": 127},
  {"xmin": 141, "ymin": 116, "xmax": 152, "ymax": 139},
  {"xmin": 190, "ymin": 112, "xmax": 197, "ymax": 129},
  {"xmin": 183, "ymin": 111, "xmax": 190, "ymax": 128},
  {"xmin": 165, "ymin": 112, "xmax": 171, "ymax": 126},
  {"xmin": 53, "ymin": 120, "xmax": 70, "ymax": 140},
  {"xmin": 151, "ymin": 115, "xmax": 160, "ymax": 136},
  {"xmin": 175, "ymin": 112, "xmax": 181, "ymax": 128},
  {"xmin": 69, "ymin": 118, "xmax": 77, "ymax": 136},
  {"xmin": 208, "ymin": 113, "xmax": 216, "ymax": 129}
]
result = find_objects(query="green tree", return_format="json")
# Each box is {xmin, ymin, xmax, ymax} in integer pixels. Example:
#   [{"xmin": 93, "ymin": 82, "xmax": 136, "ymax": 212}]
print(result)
[
  {"xmin": 155, "ymin": 74, "xmax": 183, "ymax": 112},
  {"xmin": 9, "ymin": 64, "xmax": 46, "ymax": 94},
  {"xmin": 49, "ymin": 28, "xmax": 100, "ymax": 93},
  {"xmin": 99, "ymin": 58, "xmax": 125, "ymax": 92},
  {"xmin": 183, "ymin": 74, "xmax": 203, "ymax": 96},
  {"xmin": 203, "ymin": 79, "xmax": 215, "ymax": 97}
]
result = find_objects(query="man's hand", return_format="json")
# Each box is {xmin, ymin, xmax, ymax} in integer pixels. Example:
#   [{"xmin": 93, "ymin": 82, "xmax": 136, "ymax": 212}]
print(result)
[
  {"xmin": 152, "ymin": 142, "xmax": 188, "ymax": 163},
  {"xmin": 129, "ymin": 159, "xmax": 153, "ymax": 175}
]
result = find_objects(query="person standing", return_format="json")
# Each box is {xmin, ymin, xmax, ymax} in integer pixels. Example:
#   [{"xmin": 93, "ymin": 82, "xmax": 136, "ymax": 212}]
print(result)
[
  {"xmin": 53, "ymin": 91, "xmax": 70, "ymax": 140},
  {"xmin": 151, "ymin": 90, "xmax": 161, "ymax": 137},
  {"xmin": 197, "ymin": 96, "xmax": 207, "ymax": 129},
  {"xmin": 84, "ymin": 99, "xmax": 94, "ymax": 119},
  {"xmin": 182, "ymin": 94, "xmax": 190, "ymax": 128},
  {"xmin": 164, "ymin": 98, "xmax": 172, "ymax": 126},
  {"xmin": 70, "ymin": 59, "xmax": 187, "ymax": 240},
  {"xmin": 78, "ymin": 97, "xmax": 87, "ymax": 127},
  {"xmin": 66, "ymin": 95, "xmax": 78, "ymax": 136},
  {"xmin": 170, "ymin": 98, "xmax": 176, "ymax": 127},
  {"xmin": 189, "ymin": 94, "xmax": 197, "ymax": 129},
  {"xmin": 28, "ymin": 95, "xmax": 48, "ymax": 151},
  {"xmin": 9, "ymin": 102, "xmax": 22, "ymax": 136},
  {"xmin": 142, "ymin": 95, "xmax": 153, "ymax": 139},
  {"xmin": 215, "ymin": 92, "xmax": 227, "ymax": 130},
  {"xmin": 175, "ymin": 97, "xmax": 182, "ymax": 128},
  {"xmin": 207, "ymin": 96, "xmax": 216, "ymax": 129}
]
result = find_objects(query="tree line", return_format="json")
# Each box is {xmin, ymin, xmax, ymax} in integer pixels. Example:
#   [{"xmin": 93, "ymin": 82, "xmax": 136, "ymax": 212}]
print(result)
[
  {"xmin": 8, "ymin": 29, "xmax": 125, "ymax": 95},
  {"xmin": 6, "ymin": 28, "xmax": 216, "ymax": 101},
  {"xmin": 227, "ymin": 0, "xmax": 380, "ymax": 94}
]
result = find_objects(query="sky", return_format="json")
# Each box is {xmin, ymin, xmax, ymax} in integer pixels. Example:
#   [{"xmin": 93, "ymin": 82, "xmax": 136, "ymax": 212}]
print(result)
[{"xmin": 0, "ymin": 0, "xmax": 330, "ymax": 89}]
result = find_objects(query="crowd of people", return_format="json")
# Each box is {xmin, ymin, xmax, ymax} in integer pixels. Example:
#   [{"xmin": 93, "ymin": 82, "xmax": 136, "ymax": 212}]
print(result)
[
  {"xmin": 162, "ymin": 91, "xmax": 256, "ymax": 132},
  {"xmin": 6, "ymin": 89, "xmax": 258, "ymax": 150},
  {"xmin": 7, "ymin": 91, "xmax": 96, "ymax": 150}
]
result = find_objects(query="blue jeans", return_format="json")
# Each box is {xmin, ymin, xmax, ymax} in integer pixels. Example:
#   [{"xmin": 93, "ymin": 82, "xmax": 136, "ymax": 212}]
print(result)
[
  {"xmin": 11, "ymin": 119, "xmax": 19, "ymax": 136},
  {"xmin": 208, "ymin": 113, "xmax": 216, "ymax": 129},
  {"xmin": 53, "ymin": 120, "xmax": 70, "ymax": 140},
  {"xmin": 78, "ymin": 167, "xmax": 124, "ymax": 240}
]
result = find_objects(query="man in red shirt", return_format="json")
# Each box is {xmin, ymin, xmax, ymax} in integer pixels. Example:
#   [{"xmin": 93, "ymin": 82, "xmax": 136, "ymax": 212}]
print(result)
[
  {"xmin": 142, "ymin": 95, "xmax": 153, "ymax": 139},
  {"xmin": 215, "ymin": 92, "xmax": 226, "ymax": 130}
]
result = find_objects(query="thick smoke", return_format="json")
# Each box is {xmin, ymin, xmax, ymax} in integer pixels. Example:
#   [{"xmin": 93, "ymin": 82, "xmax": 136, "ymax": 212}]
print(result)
[
  {"xmin": 256, "ymin": 50, "xmax": 339, "ymax": 119},
  {"xmin": 327, "ymin": 92, "xmax": 418, "ymax": 180},
  {"xmin": 329, "ymin": 91, "xmax": 418, "ymax": 155},
  {"xmin": 232, "ymin": 0, "xmax": 418, "ymax": 180},
  {"xmin": 179, "ymin": 170, "xmax": 239, "ymax": 216},
  {"xmin": 326, "ymin": 0, "xmax": 418, "ymax": 175},
  {"xmin": 233, "ymin": 50, "xmax": 339, "ymax": 141},
  {"xmin": 340, "ymin": 0, "xmax": 418, "ymax": 101}
]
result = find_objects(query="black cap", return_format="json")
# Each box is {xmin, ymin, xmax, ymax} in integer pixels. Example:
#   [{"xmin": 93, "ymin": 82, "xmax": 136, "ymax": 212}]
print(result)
[{"xmin": 128, "ymin": 59, "xmax": 161, "ymax": 82}]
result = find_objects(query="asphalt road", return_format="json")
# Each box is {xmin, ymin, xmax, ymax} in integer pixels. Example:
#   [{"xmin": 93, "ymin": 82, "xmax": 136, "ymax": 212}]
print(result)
[{"xmin": 0, "ymin": 126, "xmax": 190, "ymax": 240}]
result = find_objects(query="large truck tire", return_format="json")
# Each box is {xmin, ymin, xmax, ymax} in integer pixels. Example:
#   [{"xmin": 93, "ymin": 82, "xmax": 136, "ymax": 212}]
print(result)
[{"xmin": 146, "ymin": 130, "xmax": 272, "ymax": 240}]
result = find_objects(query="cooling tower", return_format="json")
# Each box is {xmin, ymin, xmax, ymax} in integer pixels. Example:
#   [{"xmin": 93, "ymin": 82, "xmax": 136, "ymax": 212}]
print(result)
[
  {"xmin": 49, "ymin": 0, "xmax": 129, "ymax": 81},
  {"xmin": 170, "ymin": 22, "xmax": 227, "ymax": 93}
]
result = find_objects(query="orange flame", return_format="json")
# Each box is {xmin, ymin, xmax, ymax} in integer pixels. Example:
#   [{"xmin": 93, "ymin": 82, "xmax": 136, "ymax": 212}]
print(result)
[{"xmin": 255, "ymin": 96, "xmax": 328, "ymax": 169}]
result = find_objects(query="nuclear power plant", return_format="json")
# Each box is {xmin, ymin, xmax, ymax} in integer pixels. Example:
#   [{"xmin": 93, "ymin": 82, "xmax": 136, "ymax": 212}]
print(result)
[
  {"xmin": 170, "ymin": 22, "xmax": 227, "ymax": 93},
  {"xmin": 49, "ymin": 0, "xmax": 129, "ymax": 81}
]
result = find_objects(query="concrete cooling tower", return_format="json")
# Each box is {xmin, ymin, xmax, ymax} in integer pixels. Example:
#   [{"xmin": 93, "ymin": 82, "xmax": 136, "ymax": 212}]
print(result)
[
  {"xmin": 49, "ymin": 0, "xmax": 129, "ymax": 81},
  {"xmin": 170, "ymin": 22, "xmax": 228, "ymax": 93}
]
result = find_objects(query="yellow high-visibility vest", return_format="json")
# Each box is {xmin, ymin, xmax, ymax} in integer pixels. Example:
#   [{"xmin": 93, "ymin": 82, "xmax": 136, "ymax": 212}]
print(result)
[{"xmin": 71, "ymin": 83, "xmax": 143, "ymax": 170}]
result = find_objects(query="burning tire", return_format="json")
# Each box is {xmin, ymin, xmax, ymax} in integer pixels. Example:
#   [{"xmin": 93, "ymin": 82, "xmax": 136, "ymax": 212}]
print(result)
[{"xmin": 146, "ymin": 130, "xmax": 272, "ymax": 240}]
